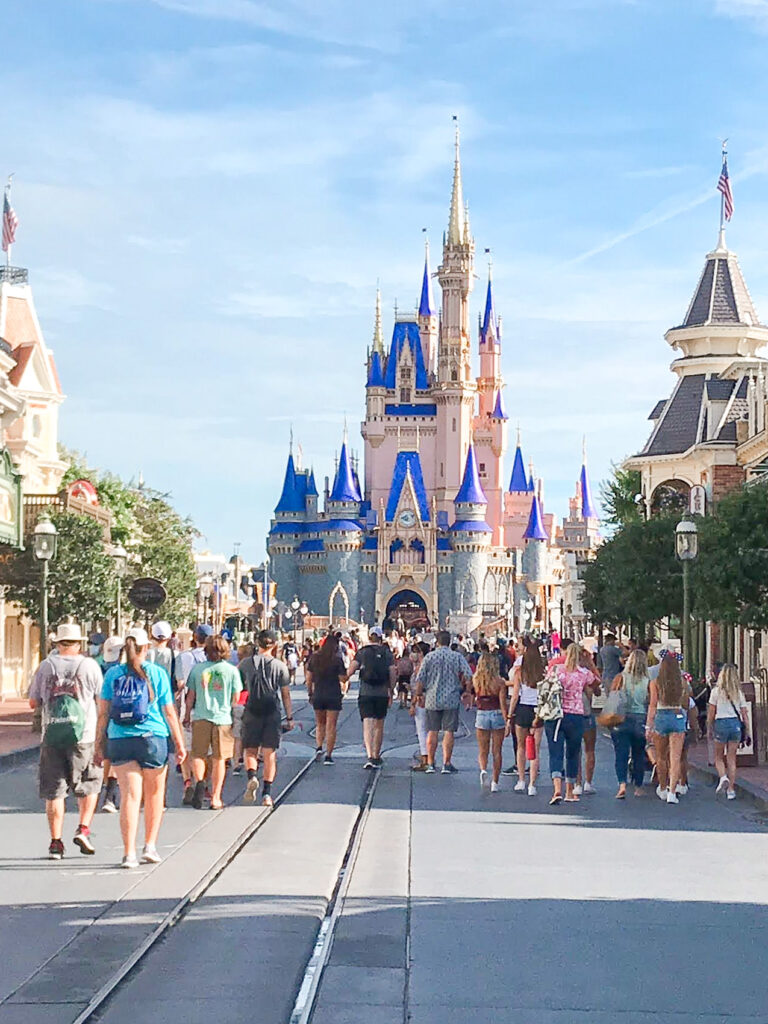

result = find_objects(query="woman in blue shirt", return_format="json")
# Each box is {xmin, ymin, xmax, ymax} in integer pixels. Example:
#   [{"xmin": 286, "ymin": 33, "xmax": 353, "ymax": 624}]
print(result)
[{"xmin": 95, "ymin": 627, "xmax": 187, "ymax": 869}]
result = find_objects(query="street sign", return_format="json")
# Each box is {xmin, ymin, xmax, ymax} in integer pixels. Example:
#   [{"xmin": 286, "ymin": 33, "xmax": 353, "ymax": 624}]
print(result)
[
  {"xmin": 127, "ymin": 577, "xmax": 167, "ymax": 611},
  {"xmin": 689, "ymin": 485, "xmax": 706, "ymax": 516}
]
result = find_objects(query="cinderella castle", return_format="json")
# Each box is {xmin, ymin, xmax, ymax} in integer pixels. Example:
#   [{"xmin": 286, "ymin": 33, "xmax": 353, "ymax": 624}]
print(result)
[{"xmin": 267, "ymin": 129, "xmax": 600, "ymax": 634}]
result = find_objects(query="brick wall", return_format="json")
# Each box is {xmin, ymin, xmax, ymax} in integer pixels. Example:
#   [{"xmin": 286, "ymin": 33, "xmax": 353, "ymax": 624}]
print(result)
[{"xmin": 711, "ymin": 464, "xmax": 745, "ymax": 503}]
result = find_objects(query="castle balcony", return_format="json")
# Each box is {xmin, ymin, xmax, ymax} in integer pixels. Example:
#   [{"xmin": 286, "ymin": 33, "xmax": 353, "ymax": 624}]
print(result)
[
  {"xmin": 0, "ymin": 266, "xmax": 29, "ymax": 286},
  {"xmin": 385, "ymin": 563, "xmax": 428, "ymax": 584}
]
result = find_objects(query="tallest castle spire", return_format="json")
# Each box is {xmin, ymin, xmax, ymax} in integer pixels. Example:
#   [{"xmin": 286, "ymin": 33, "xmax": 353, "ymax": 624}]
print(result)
[{"xmin": 447, "ymin": 119, "xmax": 465, "ymax": 247}]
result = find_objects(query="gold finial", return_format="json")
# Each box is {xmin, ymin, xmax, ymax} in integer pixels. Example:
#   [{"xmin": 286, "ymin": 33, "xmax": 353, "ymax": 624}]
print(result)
[{"xmin": 372, "ymin": 283, "xmax": 384, "ymax": 355}]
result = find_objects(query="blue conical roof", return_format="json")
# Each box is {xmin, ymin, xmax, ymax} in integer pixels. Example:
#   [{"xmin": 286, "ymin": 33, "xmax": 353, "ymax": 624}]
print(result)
[
  {"xmin": 306, "ymin": 468, "xmax": 318, "ymax": 497},
  {"xmin": 454, "ymin": 444, "xmax": 487, "ymax": 505},
  {"xmin": 524, "ymin": 493, "xmax": 548, "ymax": 541},
  {"xmin": 367, "ymin": 349, "xmax": 385, "ymax": 387},
  {"xmin": 509, "ymin": 445, "xmax": 528, "ymax": 492},
  {"xmin": 527, "ymin": 470, "xmax": 535, "ymax": 493},
  {"xmin": 418, "ymin": 251, "xmax": 435, "ymax": 317},
  {"xmin": 480, "ymin": 275, "xmax": 498, "ymax": 344},
  {"xmin": 492, "ymin": 389, "xmax": 508, "ymax": 420},
  {"xmin": 275, "ymin": 453, "xmax": 304, "ymax": 513},
  {"xmin": 330, "ymin": 441, "xmax": 362, "ymax": 503},
  {"xmin": 580, "ymin": 462, "xmax": 597, "ymax": 518}
]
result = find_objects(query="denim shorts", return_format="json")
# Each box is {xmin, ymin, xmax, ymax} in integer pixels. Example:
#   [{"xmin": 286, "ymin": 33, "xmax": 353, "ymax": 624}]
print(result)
[
  {"xmin": 714, "ymin": 717, "xmax": 742, "ymax": 744},
  {"xmin": 475, "ymin": 709, "xmax": 506, "ymax": 731},
  {"xmin": 654, "ymin": 709, "xmax": 686, "ymax": 736},
  {"xmin": 108, "ymin": 735, "xmax": 169, "ymax": 769}
]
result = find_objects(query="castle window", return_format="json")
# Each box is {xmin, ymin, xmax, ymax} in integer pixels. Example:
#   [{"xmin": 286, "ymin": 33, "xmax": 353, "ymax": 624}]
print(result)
[
  {"xmin": 479, "ymin": 463, "xmax": 486, "ymax": 474},
  {"xmin": 452, "ymin": 418, "xmax": 456, "ymax": 432},
  {"xmin": 451, "ymin": 370, "xmax": 458, "ymax": 381},
  {"xmin": 401, "ymin": 368, "xmax": 411, "ymax": 382},
  {"xmin": 400, "ymin": 388, "xmax": 409, "ymax": 403}
]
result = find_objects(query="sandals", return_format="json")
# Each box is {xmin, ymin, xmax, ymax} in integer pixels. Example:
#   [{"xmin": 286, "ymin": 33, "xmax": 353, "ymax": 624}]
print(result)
[
  {"xmin": 549, "ymin": 794, "xmax": 562, "ymax": 805},
  {"xmin": 615, "ymin": 787, "xmax": 627, "ymax": 800}
]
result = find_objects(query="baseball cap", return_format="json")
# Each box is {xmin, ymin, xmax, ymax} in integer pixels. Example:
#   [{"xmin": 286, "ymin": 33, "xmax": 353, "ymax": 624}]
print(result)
[
  {"xmin": 151, "ymin": 620, "xmax": 172, "ymax": 640},
  {"xmin": 257, "ymin": 628, "xmax": 278, "ymax": 647},
  {"xmin": 126, "ymin": 626, "xmax": 150, "ymax": 647},
  {"xmin": 89, "ymin": 631, "xmax": 106, "ymax": 646},
  {"xmin": 103, "ymin": 636, "xmax": 124, "ymax": 664},
  {"xmin": 220, "ymin": 628, "xmax": 233, "ymax": 641},
  {"xmin": 194, "ymin": 623, "xmax": 214, "ymax": 640},
  {"xmin": 369, "ymin": 626, "xmax": 384, "ymax": 638}
]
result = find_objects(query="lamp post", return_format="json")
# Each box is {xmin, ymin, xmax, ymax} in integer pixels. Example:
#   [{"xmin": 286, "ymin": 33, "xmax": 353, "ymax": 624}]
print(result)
[
  {"xmin": 198, "ymin": 573, "xmax": 214, "ymax": 625},
  {"xmin": 109, "ymin": 543, "xmax": 128, "ymax": 635},
  {"xmin": 291, "ymin": 596, "xmax": 300, "ymax": 643},
  {"xmin": 502, "ymin": 600, "xmax": 512, "ymax": 637},
  {"xmin": 675, "ymin": 516, "xmax": 699, "ymax": 674},
  {"xmin": 300, "ymin": 601, "xmax": 308, "ymax": 643},
  {"xmin": 33, "ymin": 517, "xmax": 58, "ymax": 660}
]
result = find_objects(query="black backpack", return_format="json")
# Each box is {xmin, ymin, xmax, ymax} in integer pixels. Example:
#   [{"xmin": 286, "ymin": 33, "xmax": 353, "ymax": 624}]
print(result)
[
  {"xmin": 360, "ymin": 645, "xmax": 390, "ymax": 688},
  {"xmin": 247, "ymin": 657, "xmax": 281, "ymax": 714}
]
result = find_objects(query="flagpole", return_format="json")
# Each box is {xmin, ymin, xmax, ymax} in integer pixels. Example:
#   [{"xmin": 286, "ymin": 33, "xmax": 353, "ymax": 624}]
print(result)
[
  {"xmin": 4, "ymin": 174, "xmax": 13, "ymax": 268},
  {"xmin": 720, "ymin": 142, "xmax": 727, "ymax": 234}
]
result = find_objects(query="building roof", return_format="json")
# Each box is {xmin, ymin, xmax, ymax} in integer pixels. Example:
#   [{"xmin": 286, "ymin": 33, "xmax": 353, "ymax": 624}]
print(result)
[
  {"xmin": 480, "ymin": 274, "xmax": 499, "ymax": 345},
  {"xmin": 322, "ymin": 518, "xmax": 363, "ymax": 532},
  {"xmin": 450, "ymin": 519, "xmax": 492, "ymax": 533},
  {"xmin": 385, "ymin": 450, "xmax": 430, "ymax": 522},
  {"xmin": 367, "ymin": 349, "xmax": 385, "ymax": 387},
  {"xmin": 329, "ymin": 441, "xmax": 362, "ymax": 503},
  {"xmin": 437, "ymin": 537, "xmax": 453, "ymax": 551},
  {"xmin": 705, "ymin": 378, "xmax": 735, "ymax": 400},
  {"xmin": 384, "ymin": 321, "xmax": 429, "ymax": 390},
  {"xmin": 306, "ymin": 469, "xmax": 318, "ymax": 497},
  {"xmin": 524, "ymin": 493, "xmax": 548, "ymax": 541},
  {"xmin": 648, "ymin": 399, "xmax": 667, "ymax": 421},
  {"xmin": 508, "ymin": 444, "xmax": 528, "ymax": 492},
  {"xmin": 491, "ymin": 389, "xmax": 508, "ymax": 420},
  {"xmin": 297, "ymin": 539, "xmax": 324, "ymax": 552},
  {"xmin": 455, "ymin": 444, "xmax": 487, "ymax": 505},
  {"xmin": 678, "ymin": 240, "xmax": 762, "ymax": 329},
  {"xmin": 643, "ymin": 374, "xmax": 706, "ymax": 456},
  {"xmin": 580, "ymin": 463, "xmax": 598, "ymax": 519},
  {"xmin": 418, "ymin": 246, "xmax": 435, "ymax": 317},
  {"xmin": 274, "ymin": 453, "xmax": 305, "ymax": 514},
  {"xmin": 362, "ymin": 535, "xmax": 378, "ymax": 550},
  {"xmin": 385, "ymin": 403, "xmax": 437, "ymax": 416}
]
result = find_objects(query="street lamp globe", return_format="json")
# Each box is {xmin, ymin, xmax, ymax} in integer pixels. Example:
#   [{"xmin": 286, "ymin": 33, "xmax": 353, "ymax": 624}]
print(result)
[
  {"xmin": 198, "ymin": 573, "xmax": 214, "ymax": 600},
  {"xmin": 675, "ymin": 518, "xmax": 699, "ymax": 561},
  {"xmin": 110, "ymin": 543, "xmax": 128, "ymax": 577},
  {"xmin": 269, "ymin": 597, "xmax": 278, "ymax": 609},
  {"xmin": 291, "ymin": 597, "xmax": 300, "ymax": 611},
  {"xmin": 300, "ymin": 602, "xmax": 308, "ymax": 616},
  {"xmin": 33, "ymin": 518, "xmax": 58, "ymax": 561},
  {"xmin": 284, "ymin": 609, "xmax": 293, "ymax": 620}
]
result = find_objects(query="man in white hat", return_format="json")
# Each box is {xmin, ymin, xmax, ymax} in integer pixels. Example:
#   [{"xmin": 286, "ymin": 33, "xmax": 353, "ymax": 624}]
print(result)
[{"xmin": 28, "ymin": 622, "xmax": 105, "ymax": 859}]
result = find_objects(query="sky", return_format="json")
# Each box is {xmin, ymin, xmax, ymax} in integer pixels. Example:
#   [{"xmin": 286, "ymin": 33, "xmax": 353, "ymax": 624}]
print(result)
[{"xmin": 4, "ymin": 0, "xmax": 768, "ymax": 562}]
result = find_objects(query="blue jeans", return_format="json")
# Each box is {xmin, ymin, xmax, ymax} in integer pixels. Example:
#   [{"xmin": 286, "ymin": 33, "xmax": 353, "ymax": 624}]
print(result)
[
  {"xmin": 611, "ymin": 713, "xmax": 646, "ymax": 786},
  {"xmin": 545, "ymin": 714, "xmax": 585, "ymax": 782},
  {"xmin": 714, "ymin": 717, "xmax": 741, "ymax": 744}
]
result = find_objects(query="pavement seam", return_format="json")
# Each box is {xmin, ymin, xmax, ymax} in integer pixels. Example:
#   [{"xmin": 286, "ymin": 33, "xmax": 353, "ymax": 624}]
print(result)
[{"xmin": 403, "ymin": 761, "xmax": 414, "ymax": 1024}]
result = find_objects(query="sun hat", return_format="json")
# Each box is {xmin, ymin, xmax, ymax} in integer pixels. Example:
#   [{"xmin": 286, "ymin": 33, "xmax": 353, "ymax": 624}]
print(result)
[
  {"xmin": 369, "ymin": 626, "xmax": 384, "ymax": 638},
  {"xmin": 54, "ymin": 623, "xmax": 84, "ymax": 643}
]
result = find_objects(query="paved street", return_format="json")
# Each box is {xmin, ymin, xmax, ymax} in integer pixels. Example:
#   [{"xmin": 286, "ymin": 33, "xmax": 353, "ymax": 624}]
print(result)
[{"xmin": 2, "ymin": 681, "xmax": 767, "ymax": 1024}]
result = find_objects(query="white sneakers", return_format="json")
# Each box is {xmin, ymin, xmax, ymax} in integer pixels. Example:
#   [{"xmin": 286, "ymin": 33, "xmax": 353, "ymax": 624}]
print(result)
[
  {"xmin": 676, "ymin": 783, "xmax": 688, "ymax": 795},
  {"xmin": 583, "ymin": 781, "xmax": 596, "ymax": 795},
  {"xmin": 666, "ymin": 791, "xmax": 679, "ymax": 804},
  {"xmin": 656, "ymin": 785, "xmax": 669, "ymax": 801},
  {"xmin": 514, "ymin": 779, "xmax": 526, "ymax": 792},
  {"xmin": 480, "ymin": 769, "xmax": 488, "ymax": 789},
  {"xmin": 727, "ymin": 790, "xmax": 736, "ymax": 800},
  {"xmin": 527, "ymin": 784, "xmax": 537, "ymax": 796},
  {"xmin": 573, "ymin": 784, "xmax": 583, "ymax": 796},
  {"xmin": 716, "ymin": 776, "xmax": 729, "ymax": 795},
  {"xmin": 490, "ymin": 781, "xmax": 500, "ymax": 793}
]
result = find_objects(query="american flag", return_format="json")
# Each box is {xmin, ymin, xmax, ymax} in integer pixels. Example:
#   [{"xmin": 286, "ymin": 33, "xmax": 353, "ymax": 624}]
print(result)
[
  {"xmin": 717, "ymin": 156, "xmax": 734, "ymax": 222},
  {"xmin": 2, "ymin": 191, "xmax": 17, "ymax": 252}
]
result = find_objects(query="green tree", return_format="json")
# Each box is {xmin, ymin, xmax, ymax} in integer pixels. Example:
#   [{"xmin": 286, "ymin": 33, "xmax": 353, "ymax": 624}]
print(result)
[
  {"xmin": 599, "ymin": 465, "xmax": 642, "ymax": 528},
  {"xmin": 582, "ymin": 514, "xmax": 682, "ymax": 629},
  {"xmin": 5, "ymin": 509, "xmax": 117, "ymax": 625},
  {"xmin": 693, "ymin": 482, "xmax": 768, "ymax": 628}
]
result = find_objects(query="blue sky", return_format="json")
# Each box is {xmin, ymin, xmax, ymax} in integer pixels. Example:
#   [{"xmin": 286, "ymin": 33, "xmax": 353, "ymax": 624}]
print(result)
[{"xmin": 4, "ymin": 0, "xmax": 768, "ymax": 562}]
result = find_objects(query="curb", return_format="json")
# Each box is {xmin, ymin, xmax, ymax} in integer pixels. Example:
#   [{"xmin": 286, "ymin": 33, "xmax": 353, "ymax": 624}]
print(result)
[
  {"xmin": 687, "ymin": 760, "xmax": 768, "ymax": 814},
  {"xmin": 0, "ymin": 742, "xmax": 39, "ymax": 769}
]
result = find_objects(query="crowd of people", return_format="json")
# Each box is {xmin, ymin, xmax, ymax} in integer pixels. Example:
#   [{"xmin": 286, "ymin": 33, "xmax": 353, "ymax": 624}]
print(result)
[{"xmin": 28, "ymin": 616, "xmax": 752, "ymax": 866}]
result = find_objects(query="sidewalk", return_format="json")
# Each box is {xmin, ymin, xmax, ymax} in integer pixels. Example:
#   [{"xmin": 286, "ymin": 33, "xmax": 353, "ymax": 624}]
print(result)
[
  {"xmin": 0, "ymin": 698, "xmax": 39, "ymax": 765},
  {"xmin": 688, "ymin": 741, "xmax": 768, "ymax": 811}
]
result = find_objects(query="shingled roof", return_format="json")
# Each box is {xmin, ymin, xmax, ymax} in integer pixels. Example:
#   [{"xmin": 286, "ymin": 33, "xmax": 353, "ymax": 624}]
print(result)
[
  {"xmin": 643, "ymin": 375, "xmax": 706, "ymax": 456},
  {"xmin": 678, "ymin": 242, "xmax": 762, "ymax": 329}
]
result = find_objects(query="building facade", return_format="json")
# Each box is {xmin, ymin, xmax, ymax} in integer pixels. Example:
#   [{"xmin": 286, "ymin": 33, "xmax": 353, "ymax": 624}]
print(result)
[{"xmin": 267, "ymin": 132, "xmax": 599, "ymax": 633}]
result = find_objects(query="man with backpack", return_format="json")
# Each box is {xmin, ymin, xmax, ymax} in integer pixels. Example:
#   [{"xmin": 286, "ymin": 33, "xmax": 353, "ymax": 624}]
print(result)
[
  {"xmin": 28, "ymin": 622, "xmax": 105, "ymax": 859},
  {"xmin": 346, "ymin": 626, "xmax": 395, "ymax": 769},
  {"xmin": 239, "ymin": 629, "xmax": 293, "ymax": 807}
]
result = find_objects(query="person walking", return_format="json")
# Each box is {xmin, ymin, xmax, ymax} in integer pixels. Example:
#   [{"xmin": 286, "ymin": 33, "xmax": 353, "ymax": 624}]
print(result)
[
  {"xmin": 507, "ymin": 637, "xmax": 545, "ymax": 796},
  {"xmin": 543, "ymin": 642, "xmax": 593, "ymax": 805},
  {"xmin": 282, "ymin": 636, "xmax": 300, "ymax": 685},
  {"xmin": 346, "ymin": 626, "xmax": 395, "ymax": 769},
  {"xmin": 185, "ymin": 635, "xmax": 243, "ymax": 809},
  {"xmin": 646, "ymin": 655, "xmax": 688, "ymax": 804},
  {"xmin": 609, "ymin": 649, "xmax": 650, "ymax": 799},
  {"xmin": 574, "ymin": 645, "xmax": 602, "ymax": 796},
  {"xmin": 306, "ymin": 632, "xmax": 347, "ymax": 764},
  {"xmin": 175, "ymin": 624, "xmax": 213, "ymax": 803},
  {"xmin": 96, "ymin": 627, "xmax": 187, "ymax": 868},
  {"xmin": 29, "ymin": 622, "xmax": 105, "ymax": 860},
  {"xmin": 413, "ymin": 630, "xmax": 472, "ymax": 775},
  {"xmin": 409, "ymin": 640, "xmax": 431, "ymax": 771},
  {"xmin": 472, "ymin": 651, "xmax": 508, "ymax": 792},
  {"xmin": 707, "ymin": 664, "xmax": 750, "ymax": 801},
  {"xmin": 99, "ymin": 635, "xmax": 124, "ymax": 814},
  {"xmin": 239, "ymin": 629, "xmax": 293, "ymax": 807},
  {"xmin": 396, "ymin": 647, "xmax": 414, "ymax": 708},
  {"xmin": 597, "ymin": 632, "xmax": 623, "ymax": 700},
  {"xmin": 501, "ymin": 636, "xmax": 525, "ymax": 777}
]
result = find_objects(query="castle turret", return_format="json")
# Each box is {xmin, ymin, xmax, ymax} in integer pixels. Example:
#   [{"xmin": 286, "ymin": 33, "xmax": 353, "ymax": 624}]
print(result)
[{"xmin": 417, "ymin": 239, "xmax": 438, "ymax": 375}]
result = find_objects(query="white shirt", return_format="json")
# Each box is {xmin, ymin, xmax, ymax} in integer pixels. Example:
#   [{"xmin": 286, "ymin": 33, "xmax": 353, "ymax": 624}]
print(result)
[
  {"xmin": 708, "ymin": 685, "xmax": 747, "ymax": 720},
  {"xmin": 177, "ymin": 646, "xmax": 206, "ymax": 685}
]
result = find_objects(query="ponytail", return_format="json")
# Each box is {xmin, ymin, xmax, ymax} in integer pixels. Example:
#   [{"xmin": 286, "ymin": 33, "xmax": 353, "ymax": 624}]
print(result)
[{"xmin": 125, "ymin": 636, "xmax": 155, "ymax": 702}]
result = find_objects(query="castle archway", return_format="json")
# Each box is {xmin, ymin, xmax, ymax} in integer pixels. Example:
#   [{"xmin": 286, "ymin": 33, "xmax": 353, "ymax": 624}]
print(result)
[{"xmin": 385, "ymin": 589, "xmax": 429, "ymax": 630}]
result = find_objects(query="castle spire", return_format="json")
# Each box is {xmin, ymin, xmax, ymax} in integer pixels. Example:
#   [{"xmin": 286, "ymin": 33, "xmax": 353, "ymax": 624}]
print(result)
[
  {"xmin": 454, "ymin": 443, "xmax": 487, "ymax": 505},
  {"xmin": 447, "ymin": 117, "xmax": 465, "ymax": 247},
  {"xmin": 275, "ymin": 451, "xmax": 303, "ymax": 513},
  {"xmin": 508, "ymin": 437, "xmax": 528, "ymax": 493},
  {"xmin": 480, "ymin": 250, "xmax": 498, "ymax": 345},
  {"xmin": 418, "ymin": 235, "xmax": 435, "ymax": 316},
  {"xmin": 372, "ymin": 284, "xmax": 385, "ymax": 355},
  {"xmin": 329, "ymin": 437, "xmax": 362, "ymax": 504},
  {"xmin": 580, "ymin": 437, "xmax": 598, "ymax": 519},
  {"xmin": 524, "ymin": 491, "xmax": 548, "ymax": 541}
]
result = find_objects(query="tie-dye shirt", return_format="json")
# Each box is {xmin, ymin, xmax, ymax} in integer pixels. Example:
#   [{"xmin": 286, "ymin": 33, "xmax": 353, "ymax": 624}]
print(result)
[{"xmin": 556, "ymin": 667, "xmax": 592, "ymax": 715}]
